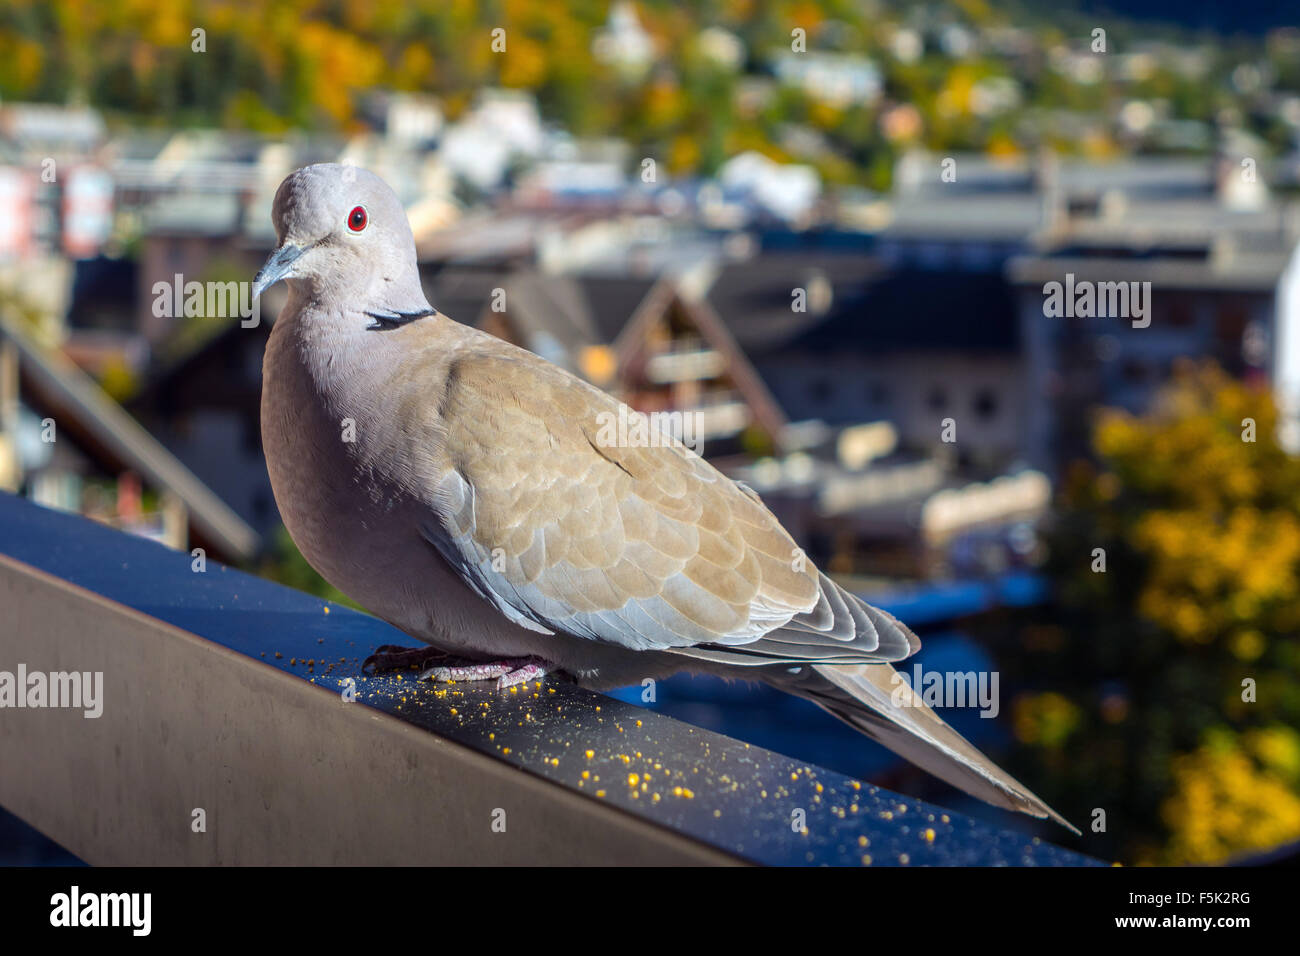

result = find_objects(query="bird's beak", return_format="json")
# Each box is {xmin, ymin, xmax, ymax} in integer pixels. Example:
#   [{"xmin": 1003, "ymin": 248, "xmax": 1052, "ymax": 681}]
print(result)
[{"xmin": 252, "ymin": 242, "xmax": 306, "ymax": 299}]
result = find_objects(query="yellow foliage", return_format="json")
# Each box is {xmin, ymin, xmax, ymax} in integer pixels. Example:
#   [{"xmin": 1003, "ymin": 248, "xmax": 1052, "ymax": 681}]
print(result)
[
  {"xmin": 396, "ymin": 44, "xmax": 436, "ymax": 90},
  {"xmin": 808, "ymin": 101, "xmax": 844, "ymax": 130},
  {"xmin": 0, "ymin": 38, "xmax": 45, "ymax": 89},
  {"xmin": 499, "ymin": 34, "xmax": 548, "ymax": 89},
  {"xmin": 1012, "ymin": 691, "xmax": 1080, "ymax": 747},
  {"xmin": 986, "ymin": 133, "xmax": 1022, "ymax": 158},
  {"xmin": 1161, "ymin": 727, "xmax": 1300, "ymax": 864},
  {"xmin": 937, "ymin": 66, "xmax": 976, "ymax": 116},
  {"xmin": 668, "ymin": 134, "xmax": 700, "ymax": 175},
  {"xmin": 296, "ymin": 21, "xmax": 385, "ymax": 125},
  {"xmin": 1092, "ymin": 363, "xmax": 1300, "ymax": 649},
  {"xmin": 788, "ymin": 2, "xmax": 825, "ymax": 33},
  {"xmin": 644, "ymin": 78, "xmax": 686, "ymax": 129}
]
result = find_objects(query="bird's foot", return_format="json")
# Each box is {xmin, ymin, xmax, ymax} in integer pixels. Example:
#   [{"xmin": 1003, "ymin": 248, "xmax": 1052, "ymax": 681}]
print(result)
[
  {"xmin": 362, "ymin": 644, "xmax": 551, "ymax": 691},
  {"xmin": 419, "ymin": 656, "xmax": 550, "ymax": 692}
]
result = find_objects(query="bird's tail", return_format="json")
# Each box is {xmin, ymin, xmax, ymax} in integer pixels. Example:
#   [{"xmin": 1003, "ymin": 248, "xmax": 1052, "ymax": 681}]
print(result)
[{"xmin": 766, "ymin": 662, "xmax": 1079, "ymax": 834}]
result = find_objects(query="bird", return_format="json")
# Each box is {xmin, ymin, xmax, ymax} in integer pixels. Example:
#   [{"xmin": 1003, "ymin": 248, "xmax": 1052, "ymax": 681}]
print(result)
[{"xmin": 254, "ymin": 163, "xmax": 1076, "ymax": 833}]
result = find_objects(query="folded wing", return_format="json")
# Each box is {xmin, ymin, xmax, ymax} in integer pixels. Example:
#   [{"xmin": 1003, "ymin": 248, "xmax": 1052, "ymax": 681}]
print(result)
[{"xmin": 421, "ymin": 348, "xmax": 914, "ymax": 663}]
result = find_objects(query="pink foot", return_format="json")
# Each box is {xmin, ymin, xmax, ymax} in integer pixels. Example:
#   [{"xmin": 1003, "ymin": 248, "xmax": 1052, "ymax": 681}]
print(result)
[
  {"xmin": 418, "ymin": 656, "xmax": 549, "ymax": 691},
  {"xmin": 419, "ymin": 661, "xmax": 512, "ymax": 682},
  {"xmin": 496, "ymin": 662, "xmax": 547, "ymax": 690}
]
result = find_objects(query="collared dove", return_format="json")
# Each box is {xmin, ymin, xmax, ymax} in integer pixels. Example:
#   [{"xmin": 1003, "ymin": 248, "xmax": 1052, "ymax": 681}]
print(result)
[{"xmin": 255, "ymin": 163, "xmax": 1075, "ymax": 833}]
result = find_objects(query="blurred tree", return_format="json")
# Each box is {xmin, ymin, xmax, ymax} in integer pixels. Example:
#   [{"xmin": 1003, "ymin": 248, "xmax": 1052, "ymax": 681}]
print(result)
[
  {"xmin": 1162, "ymin": 725, "xmax": 1300, "ymax": 864},
  {"xmin": 0, "ymin": 0, "xmax": 1266, "ymax": 185},
  {"xmin": 1005, "ymin": 361, "xmax": 1300, "ymax": 863}
]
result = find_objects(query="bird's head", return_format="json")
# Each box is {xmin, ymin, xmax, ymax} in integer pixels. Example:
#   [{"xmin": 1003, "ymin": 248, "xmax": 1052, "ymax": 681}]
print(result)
[{"xmin": 253, "ymin": 163, "xmax": 422, "ymax": 303}]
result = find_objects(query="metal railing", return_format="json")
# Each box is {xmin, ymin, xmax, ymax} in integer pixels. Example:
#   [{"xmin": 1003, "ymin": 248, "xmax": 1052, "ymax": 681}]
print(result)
[{"xmin": 0, "ymin": 491, "xmax": 1098, "ymax": 866}]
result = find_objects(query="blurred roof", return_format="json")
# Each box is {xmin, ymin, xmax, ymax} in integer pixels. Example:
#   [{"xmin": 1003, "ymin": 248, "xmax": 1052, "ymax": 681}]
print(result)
[
  {"xmin": 883, "ymin": 195, "xmax": 1045, "ymax": 242},
  {"xmin": 706, "ymin": 252, "xmax": 885, "ymax": 355},
  {"xmin": 1008, "ymin": 252, "xmax": 1290, "ymax": 291},
  {"xmin": 143, "ymin": 192, "xmax": 243, "ymax": 236},
  {"xmin": 787, "ymin": 269, "xmax": 1019, "ymax": 354},
  {"xmin": 496, "ymin": 272, "xmax": 599, "ymax": 359},
  {"xmin": 0, "ymin": 103, "xmax": 105, "ymax": 151},
  {"xmin": 578, "ymin": 273, "xmax": 660, "ymax": 343},
  {"xmin": 423, "ymin": 265, "xmax": 657, "ymax": 349}
]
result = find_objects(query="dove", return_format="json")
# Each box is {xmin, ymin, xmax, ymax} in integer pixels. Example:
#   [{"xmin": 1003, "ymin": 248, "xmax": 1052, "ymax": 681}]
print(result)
[{"xmin": 254, "ymin": 163, "xmax": 1076, "ymax": 833}]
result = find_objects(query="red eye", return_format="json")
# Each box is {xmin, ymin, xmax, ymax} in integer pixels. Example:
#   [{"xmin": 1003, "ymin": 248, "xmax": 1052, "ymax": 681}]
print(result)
[{"xmin": 347, "ymin": 205, "xmax": 368, "ymax": 232}]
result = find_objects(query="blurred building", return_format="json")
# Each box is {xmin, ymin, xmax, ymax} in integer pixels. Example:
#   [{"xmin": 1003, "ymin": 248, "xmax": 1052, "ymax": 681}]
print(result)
[
  {"xmin": 5, "ymin": 95, "xmax": 1296, "ymax": 586},
  {"xmin": 1008, "ymin": 154, "xmax": 1300, "ymax": 469}
]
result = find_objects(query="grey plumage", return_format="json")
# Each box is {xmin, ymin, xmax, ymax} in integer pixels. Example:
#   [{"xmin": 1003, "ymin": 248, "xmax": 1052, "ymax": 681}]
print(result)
[{"xmin": 256, "ymin": 163, "xmax": 1075, "ymax": 833}]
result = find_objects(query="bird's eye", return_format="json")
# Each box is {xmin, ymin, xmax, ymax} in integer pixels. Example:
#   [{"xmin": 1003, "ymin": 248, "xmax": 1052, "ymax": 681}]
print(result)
[{"xmin": 347, "ymin": 205, "xmax": 368, "ymax": 232}]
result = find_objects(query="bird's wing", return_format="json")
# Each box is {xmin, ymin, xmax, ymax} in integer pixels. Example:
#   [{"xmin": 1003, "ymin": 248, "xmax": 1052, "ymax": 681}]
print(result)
[{"xmin": 421, "ymin": 346, "xmax": 914, "ymax": 662}]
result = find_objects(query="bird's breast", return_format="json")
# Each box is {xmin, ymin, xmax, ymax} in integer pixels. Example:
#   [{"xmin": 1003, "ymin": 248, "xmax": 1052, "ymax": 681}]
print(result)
[{"xmin": 259, "ymin": 323, "xmax": 543, "ymax": 657}]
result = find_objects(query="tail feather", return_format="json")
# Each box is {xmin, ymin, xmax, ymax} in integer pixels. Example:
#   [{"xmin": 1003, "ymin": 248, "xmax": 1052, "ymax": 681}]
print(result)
[
  {"xmin": 670, "ymin": 575, "xmax": 1077, "ymax": 833},
  {"xmin": 771, "ymin": 662, "xmax": 1079, "ymax": 834}
]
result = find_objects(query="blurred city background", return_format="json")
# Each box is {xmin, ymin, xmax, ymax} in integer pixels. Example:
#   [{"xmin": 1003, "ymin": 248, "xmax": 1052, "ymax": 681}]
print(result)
[{"xmin": 2, "ymin": 0, "xmax": 1299, "ymax": 866}]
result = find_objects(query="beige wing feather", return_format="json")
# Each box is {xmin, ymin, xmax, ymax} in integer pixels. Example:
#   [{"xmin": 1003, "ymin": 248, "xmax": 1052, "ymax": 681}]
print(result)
[{"xmin": 420, "ymin": 343, "xmax": 913, "ymax": 662}]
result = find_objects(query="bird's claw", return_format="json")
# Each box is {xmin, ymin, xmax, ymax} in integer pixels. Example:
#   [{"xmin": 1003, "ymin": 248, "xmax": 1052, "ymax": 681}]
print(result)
[{"xmin": 361, "ymin": 644, "xmax": 454, "ymax": 676}]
